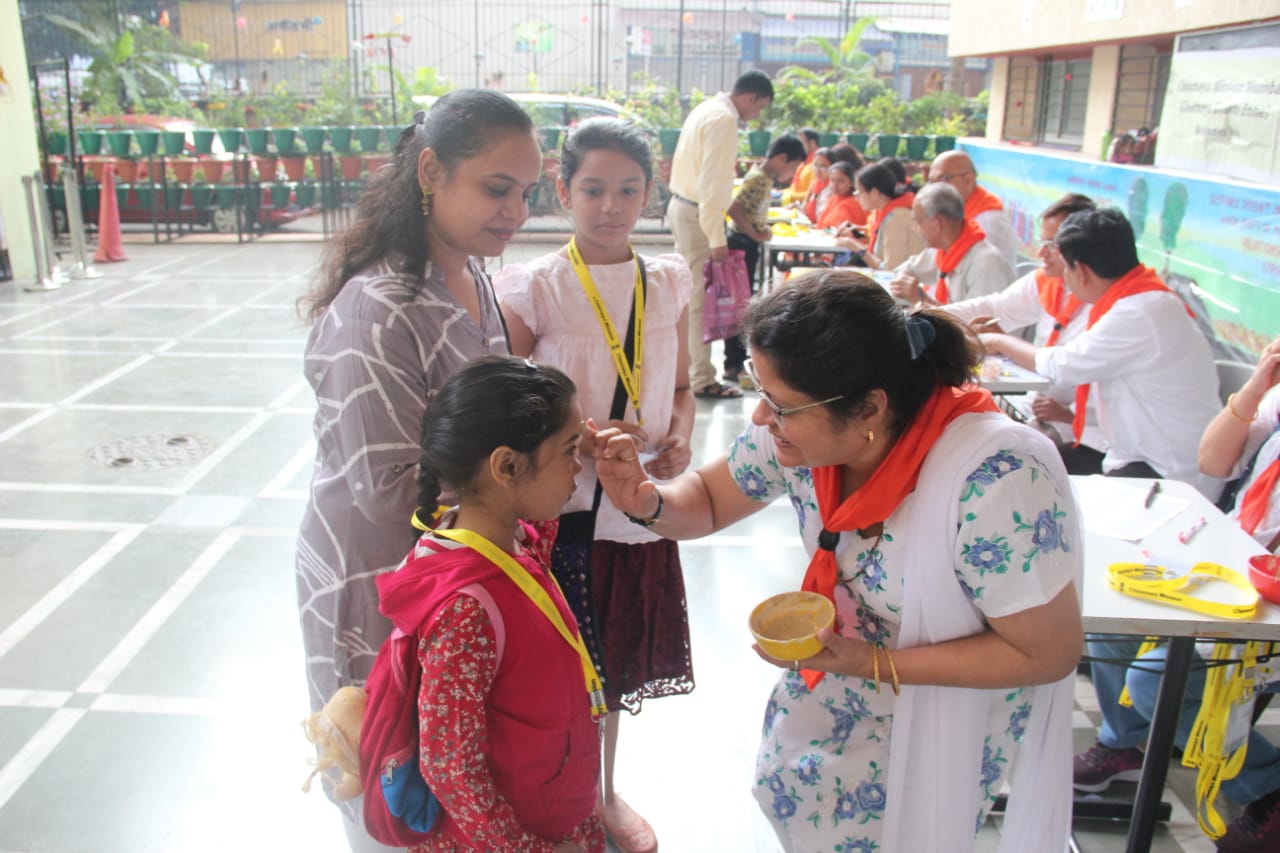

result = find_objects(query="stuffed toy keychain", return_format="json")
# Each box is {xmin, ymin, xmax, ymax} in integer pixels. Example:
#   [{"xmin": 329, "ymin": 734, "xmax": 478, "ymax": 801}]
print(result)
[{"xmin": 301, "ymin": 685, "xmax": 368, "ymax": 800}]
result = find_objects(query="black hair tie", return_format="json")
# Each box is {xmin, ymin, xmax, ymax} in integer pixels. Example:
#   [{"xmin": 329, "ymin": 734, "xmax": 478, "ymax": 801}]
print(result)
[{"xmin": 818, "ymin": 528, "xmax": 841, "ymax": 551}]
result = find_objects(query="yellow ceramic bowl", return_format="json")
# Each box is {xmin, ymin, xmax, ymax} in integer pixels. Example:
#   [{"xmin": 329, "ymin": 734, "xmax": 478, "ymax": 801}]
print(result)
[{"xmin": 749, "ymin": 591, "xmax": 835, "ymax": 661}]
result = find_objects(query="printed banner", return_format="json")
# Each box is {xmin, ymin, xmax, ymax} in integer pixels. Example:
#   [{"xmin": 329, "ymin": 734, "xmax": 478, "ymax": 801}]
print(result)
[
  {"xmin": 962, "ymin": 140, "xmax": 1280, "ymax": 357},
  {"xmin": 1156, "ymin": 48, "xmax": 1280, "ymax": 186}
]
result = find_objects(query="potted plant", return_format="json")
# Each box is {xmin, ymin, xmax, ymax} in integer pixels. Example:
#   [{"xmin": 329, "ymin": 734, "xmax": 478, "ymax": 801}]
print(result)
[
  {"xmin": 280, "ymin": 156, "xmax": 306, "ymax": 181},
  {"xmin": 355, "ymin": 126, "xmax": 382, "ymax": 153},
  {"xmin": 199, "ymin": 158, "xmax": 226, "ymax": 183},
  {"xmin": 168, "ymin": 158, "xmax": 197, "ymax": 184},
  {"xmin": 254, "ymin": 155, "xmax": 279, "ymax": 182},
  {"xmin": 161, "ymin": 130, "xmax": 187, "ymax": 156},
  {"xmin": 330, "ymin": 126, "xmax": 355, "ymax": 154}
]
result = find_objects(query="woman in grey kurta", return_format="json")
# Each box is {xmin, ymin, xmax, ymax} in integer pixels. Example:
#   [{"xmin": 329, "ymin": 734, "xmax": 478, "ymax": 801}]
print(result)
[
  {"xmin": 295, "ymin": 89, "xmax": 542, "ymax": 736},
  {"xmin": 297, "ymin": 254, "xmax": 508, "ymax": 712}
]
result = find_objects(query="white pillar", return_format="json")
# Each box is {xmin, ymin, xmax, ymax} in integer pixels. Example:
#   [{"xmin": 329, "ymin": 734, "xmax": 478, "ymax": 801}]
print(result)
[
  {"xmin": 1082, "ymin": 44, "xmax": 1122, "ymax": 162},
  {"xmin": 1, "ymin": 3, "xmax": 41, "ymax": 281}
]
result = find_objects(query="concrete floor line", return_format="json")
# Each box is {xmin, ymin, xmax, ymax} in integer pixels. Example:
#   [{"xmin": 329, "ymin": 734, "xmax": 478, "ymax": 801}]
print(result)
[
  {"xmin": 0, "ymin": 525, "xmax": 145, "ymax": 662},
  {"xmin": 0, "ymin": 708, "xmax": 87, "ymax": 812},
  {"xmin": 76, "ymin": 528, "xmax": 241, "ymax": 695}
]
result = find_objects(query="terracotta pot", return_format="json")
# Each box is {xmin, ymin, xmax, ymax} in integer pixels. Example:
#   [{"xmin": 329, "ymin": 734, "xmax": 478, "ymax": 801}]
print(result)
[
  {"xmin": 169, "ymin": 158, "xmax": 197, "ymax": 184},
  {"xmin": 542, "ymin": 154, "xmax": 560, "ymax": 184},
  {"xmin": 657, "ymin": 156, "xmax": 673, "ymax": 185},
  {"xmin": 231, "ymin": 159, "xmax": 253, "ymax": 183},
  {"xmin": 115, "ymin": 158, "xmax": 140, "ymax": 184},
  {"xmin": 363, "ymin": 154, "xmax": 390, "ymax": 176},
  {"xmin": 85, "ymin": 158, "xmax": 107, "ymax": 183},
  {"xmin": 280, "ymin": 155, "xmax": 307, "ymax": 182},
  {"xmin": 254, "ymin": 155, "xmax": 279, "ymax": 181},
  {"xmin": 199, "ymin": 159, "xmax": 226, "ymax": 183},
  {"xmin": 42, "ymin": 157, "xmax": 61, "ymax": 184},
  {"xmin": 339, "ymin": 155, "xmax": 364, "ymax": 180},
  {"xmin": 311, "ymin": 154, "xmax": 336, "ymax": 181}
]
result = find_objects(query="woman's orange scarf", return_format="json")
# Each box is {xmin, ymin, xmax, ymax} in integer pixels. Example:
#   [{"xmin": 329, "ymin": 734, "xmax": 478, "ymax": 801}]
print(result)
[
  {"xmin": 965, "ymin": 185, "xmax": 1004, "ymax": 219},
  {"xmin": 1071, "ymin": 265, "xmax": 1180, "ymax": 443},
  {"xmin": 865, "ymin": 191, "xmax": 915, "ymax": 258},
  {"xmin": 818, "ymin": 192, "xmax": 867, "ymax": 230},
  {"xmin": 934, "ymin": 219, "xmax": 986, "ymax": 305},
  {"xmin": 803, "ymin": 179, "xmax": 829, "ymax": 224},
  {"xmin": 1035, "ymin": 271, "xmax": 1082, "ymax": 347},
  {"xmin": 799, "ymin": 384, "xmax": 998, "ymax": 688}
]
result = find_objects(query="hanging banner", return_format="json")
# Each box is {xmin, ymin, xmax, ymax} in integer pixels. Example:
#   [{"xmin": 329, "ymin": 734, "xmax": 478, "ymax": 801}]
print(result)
[
  {"xmin": 962, "ymin": 140, "xmax": 1280, "ymax": 357},
  {"xmin": 1155, "ymin": 48, "xmax": 1280, "ymax": 186}
]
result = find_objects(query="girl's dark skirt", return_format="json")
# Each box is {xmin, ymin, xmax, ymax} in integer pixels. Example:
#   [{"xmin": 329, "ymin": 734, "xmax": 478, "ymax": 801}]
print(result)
[{"xmin": 550, "ymin": 533, "xmax": 694, "ymax": 714}]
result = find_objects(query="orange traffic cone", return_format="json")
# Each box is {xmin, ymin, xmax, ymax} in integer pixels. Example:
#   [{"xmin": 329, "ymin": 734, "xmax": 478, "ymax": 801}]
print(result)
[{"xmin": 94, "ymin": 162, "xmax": 128, "ymax": 263}]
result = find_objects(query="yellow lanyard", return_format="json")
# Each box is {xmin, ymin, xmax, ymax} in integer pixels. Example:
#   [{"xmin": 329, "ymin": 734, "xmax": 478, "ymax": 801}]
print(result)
[
  {"xmin": 430, "ymin": 526, "xmax": 608, "ymax": 719},
  {"xmin": 567, "ymin": 237, "xmax": 645, "ymax": 426},
  {"xmin": 1107, "ymin": 561, "xmax": 1259, "ymax": 620},
  {"xmin": 1184, "ymin": 641, "xmax": 1271, "ymax": 839}
]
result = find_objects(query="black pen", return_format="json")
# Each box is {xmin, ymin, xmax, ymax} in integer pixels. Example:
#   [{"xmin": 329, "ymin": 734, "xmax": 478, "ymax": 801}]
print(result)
[{"xmin": 1143, "ymin": 481, "xmax": 1160, "ymax": 509}]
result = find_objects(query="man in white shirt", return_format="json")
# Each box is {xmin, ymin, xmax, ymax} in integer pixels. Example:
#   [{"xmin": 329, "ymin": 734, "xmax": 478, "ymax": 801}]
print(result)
[
  {"xmin": 668, "ymin": 69, "xmax": 773, "ymax": 399},
  {"xmin": 943, "ymin": 193, "xmax": 1109, "ymax": 471},
  {"xmin": 982, "ymin": 207, "xmax": 1223, "ymax": 499},
  {"xmin": 888, "ymin": 183, "xmax": 1014, "ymax": 307}
]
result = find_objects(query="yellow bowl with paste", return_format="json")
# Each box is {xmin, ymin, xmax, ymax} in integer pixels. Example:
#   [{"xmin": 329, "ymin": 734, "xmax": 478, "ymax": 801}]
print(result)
[{"xmin": 749, "ymin": 591, "xmax": 835, "ymax": 661}]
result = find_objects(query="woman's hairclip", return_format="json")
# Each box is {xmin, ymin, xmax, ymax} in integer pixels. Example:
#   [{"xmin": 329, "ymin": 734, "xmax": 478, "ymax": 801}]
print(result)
[
  {"xmin": 522, "ymin": 357, "xmax": 538, "ymax": 371},
  {"xmin": 413, "ymin": 109, "xmax": 427, "ymax": 126},
  {"xmin": 905, "ymin": 313, "xmax": 936, "ymax": 361}
]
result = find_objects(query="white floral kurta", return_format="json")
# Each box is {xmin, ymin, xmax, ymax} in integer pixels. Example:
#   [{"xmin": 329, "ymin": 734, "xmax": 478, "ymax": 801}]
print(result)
[{"xmin": 729, "ymin": 423, "xmax": 1076, "ymax": 852}]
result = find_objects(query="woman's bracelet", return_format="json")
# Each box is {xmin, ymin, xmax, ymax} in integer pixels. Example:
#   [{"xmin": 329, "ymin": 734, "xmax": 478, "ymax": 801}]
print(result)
[
  {"xmin": 883, "ymin": 646, "xmax": 901, "ymax": 696},
  {"xmin": 870, "ymin": 646, "xmax": 881, "ymax": 693},
  {"xmin": 623, "ymin": 490, "xmax": 664, "ymax": 528},
  {"xmin": 1227, "ymin": 392, "xmax": 1258, "ymax": 424}
]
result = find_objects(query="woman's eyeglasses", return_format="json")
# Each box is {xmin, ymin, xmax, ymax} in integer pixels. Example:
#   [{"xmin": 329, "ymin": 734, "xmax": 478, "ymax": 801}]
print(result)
[{"xmin": 744, "ymin": 359, "xmax": 845, "ymax": 426}]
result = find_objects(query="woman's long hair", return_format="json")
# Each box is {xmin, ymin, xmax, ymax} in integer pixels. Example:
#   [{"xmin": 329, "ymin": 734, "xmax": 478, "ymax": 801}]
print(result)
[{"xmin": 300, "ymin": 90, "xmax": 534, "ymax": 322}]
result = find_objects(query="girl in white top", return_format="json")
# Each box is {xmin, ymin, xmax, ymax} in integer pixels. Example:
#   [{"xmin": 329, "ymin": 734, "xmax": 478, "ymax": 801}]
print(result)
[{"xmin": 494, "ymin": 118, "xmax": 695, "ymax": 853}]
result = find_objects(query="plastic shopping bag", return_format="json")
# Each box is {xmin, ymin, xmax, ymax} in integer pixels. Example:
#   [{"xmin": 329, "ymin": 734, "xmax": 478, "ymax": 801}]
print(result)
[{"xmin": 702, "ymin": 249, "xmax": 751, "ymax": 344}]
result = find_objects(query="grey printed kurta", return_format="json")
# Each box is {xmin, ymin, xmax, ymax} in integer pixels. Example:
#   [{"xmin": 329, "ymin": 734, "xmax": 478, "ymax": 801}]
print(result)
[{"xmin": 296, "ymin": 254, "xmax": 508, "ymax": 714}]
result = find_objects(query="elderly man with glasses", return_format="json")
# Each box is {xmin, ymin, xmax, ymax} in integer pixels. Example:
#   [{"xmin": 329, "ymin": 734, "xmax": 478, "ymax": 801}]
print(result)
[{"xmin": 888, "ymin": 183, "xmax": 1014, "ymax": 308}]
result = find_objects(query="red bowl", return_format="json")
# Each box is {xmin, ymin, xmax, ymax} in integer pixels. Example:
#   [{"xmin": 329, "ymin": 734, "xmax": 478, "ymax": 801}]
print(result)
[{"xmin": 1247, "ymin": 555, "xmax": 1280, "ymax": 605}]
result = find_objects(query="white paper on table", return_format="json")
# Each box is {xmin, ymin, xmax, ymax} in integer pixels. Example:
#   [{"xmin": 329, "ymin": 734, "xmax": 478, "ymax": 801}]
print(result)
[{"xmin": 1071, "ymin": 475, "xmax": 1189, "ymax": 541}]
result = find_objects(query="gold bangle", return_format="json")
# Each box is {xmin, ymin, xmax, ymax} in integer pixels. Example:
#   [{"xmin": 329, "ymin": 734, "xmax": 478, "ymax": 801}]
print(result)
[
  {"xmin": 883, "ymin": 647, "xmax": 901, "ymax": 696},
  {"xmin": 870, "ymin": 645, "xmax": 881, "ymax": 693},
  {"xmin": 1227, "ymin": 392, "xmax": 1258, "ymax": 425}
]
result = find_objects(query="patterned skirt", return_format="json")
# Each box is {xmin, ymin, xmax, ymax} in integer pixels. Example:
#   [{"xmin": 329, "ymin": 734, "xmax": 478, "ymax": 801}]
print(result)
[{"xmin": 550, "ymin": 528, "xmax": 695, "ymax": 714}]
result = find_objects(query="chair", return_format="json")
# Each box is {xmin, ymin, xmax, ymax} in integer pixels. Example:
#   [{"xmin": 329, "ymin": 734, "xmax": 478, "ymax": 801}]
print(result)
[{"xmin": 1215, "ymin": 359, "xmax": 1255, "ymax": 405}]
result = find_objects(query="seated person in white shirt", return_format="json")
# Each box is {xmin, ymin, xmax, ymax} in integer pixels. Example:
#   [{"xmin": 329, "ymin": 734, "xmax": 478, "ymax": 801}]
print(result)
[
  {"xmin": 887, "ymin": 183, "xmax": 1015, "ymax": 307},
  {"xmin": 943, "ymin": 192, "xmax": 1109, "ymax": 473},
  {"xmin": 982, "ymin": 207, "xmax": 1223, "ymax": 499}
]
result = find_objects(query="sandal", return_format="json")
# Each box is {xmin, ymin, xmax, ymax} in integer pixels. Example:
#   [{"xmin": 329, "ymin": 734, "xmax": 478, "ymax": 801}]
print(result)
[
  {"xmin": 598, "ymin": 797, "xmax": 658, "ymax": 853},
  {"xmin": 695, "ymin": 381, "xmax": 743, "ymax": 399}
]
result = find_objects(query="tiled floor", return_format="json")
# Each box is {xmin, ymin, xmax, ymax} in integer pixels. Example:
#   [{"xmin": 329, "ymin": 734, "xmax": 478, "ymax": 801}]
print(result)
[{"xmin": 0, "ymin": 228, "xmax": 1271, "ymax": 852}]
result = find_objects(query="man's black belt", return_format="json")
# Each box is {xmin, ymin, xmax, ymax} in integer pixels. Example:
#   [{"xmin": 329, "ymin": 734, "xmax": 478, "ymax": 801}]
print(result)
[{"xmin": 670, "ymin": 192, "xmax": 697, "ymax": 206}]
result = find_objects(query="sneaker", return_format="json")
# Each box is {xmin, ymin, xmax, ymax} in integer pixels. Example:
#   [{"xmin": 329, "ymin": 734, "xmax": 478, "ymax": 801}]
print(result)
[
  {"xmin": 1072, "ymin": 741, "xmax": 1144, "ymax": 792},
  {"xmin": 1216, "ymin": 788, "xmax": 1280, "ymax": 852}
]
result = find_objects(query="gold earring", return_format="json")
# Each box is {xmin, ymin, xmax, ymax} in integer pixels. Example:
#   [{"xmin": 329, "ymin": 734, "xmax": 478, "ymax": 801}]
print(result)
[
  {"xmin": 864, "ymin": 429, "xmax": 874, "ymax": 443},
  {"xmin": 420, "ymin": 185, "xmax": 432, "ymax": 217}
]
